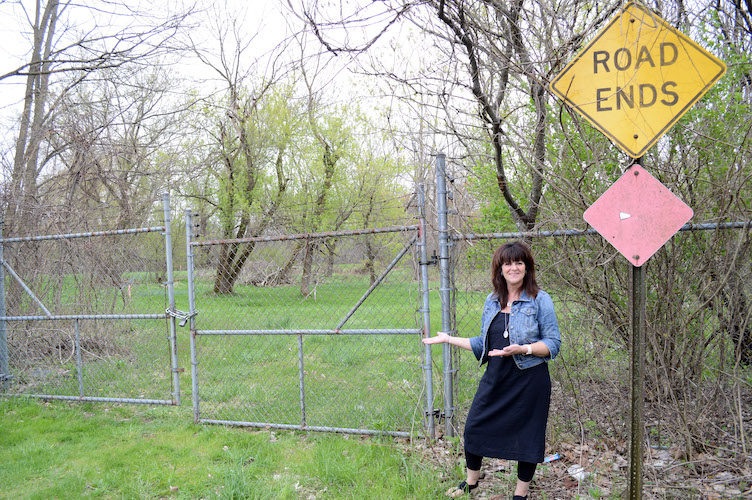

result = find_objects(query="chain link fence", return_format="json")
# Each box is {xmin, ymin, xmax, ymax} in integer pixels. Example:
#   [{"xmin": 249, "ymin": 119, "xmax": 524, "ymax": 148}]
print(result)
[
  {"xmin": 0, "ymin": 195, "xmax": 180, "ymax": 405},
  {"xmin": 445, "ymin": 227, "xmax": 751, "ymax": 486},
  {"xmin": 432, "ymin": 151, "xmax": 752, "ymax": 493},
  {"xmin": 184, "ymin": 212, "xmax": 430, "ymax": 436},
  {"xmin": 1, "ymin": 161, "xmax": 747, "ymax": 490}
]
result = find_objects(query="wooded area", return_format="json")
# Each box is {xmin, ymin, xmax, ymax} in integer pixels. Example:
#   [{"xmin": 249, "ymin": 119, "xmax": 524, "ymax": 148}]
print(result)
[{"xmin": 1, "ymin": 0, "xmax": 751, "ymax": 495}]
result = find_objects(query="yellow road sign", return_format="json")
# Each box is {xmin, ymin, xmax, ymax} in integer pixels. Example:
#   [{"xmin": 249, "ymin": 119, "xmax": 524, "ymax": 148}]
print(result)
[{"xmin": 549, "ymin": 2, "xmax": 726, "ymax": 158}]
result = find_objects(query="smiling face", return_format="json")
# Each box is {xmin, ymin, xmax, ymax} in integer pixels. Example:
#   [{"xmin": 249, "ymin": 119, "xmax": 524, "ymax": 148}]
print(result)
[
  {"xmin": 501, "ymin": 259, "xmax": 526, "ymax": 289},
  {"xmin": 491, "ymin": 241, "xmax": 538, "ymax": 300}
]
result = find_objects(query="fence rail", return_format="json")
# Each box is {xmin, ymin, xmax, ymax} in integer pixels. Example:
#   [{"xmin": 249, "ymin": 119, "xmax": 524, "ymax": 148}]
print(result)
[
  {"xmin": 453, "ymin": 220, "xmax": 752, "ymax": 241},
  {"xmin": 192, "ymin": 225, "xmax": 419, "ymax": 246},
  {"xmin": 0, "ymin": 194, "xmax": 180, "ymax": 406},
  {"xmin": 0, "ymin": 225, "xmax": 166, "ymax": 243},
  {"xmin": 196, "ymin": 329, "xmax": 422, "ymax": 335}
]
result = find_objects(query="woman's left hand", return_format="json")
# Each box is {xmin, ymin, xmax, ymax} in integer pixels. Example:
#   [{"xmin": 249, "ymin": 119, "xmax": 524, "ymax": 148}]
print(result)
[{"xmin": 488, "ymin": 344, "xmax": 527, "ymax": 357}]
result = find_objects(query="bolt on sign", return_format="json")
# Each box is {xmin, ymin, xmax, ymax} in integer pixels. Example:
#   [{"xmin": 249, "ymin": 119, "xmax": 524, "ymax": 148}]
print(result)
[{"xmin": 549, "ymin": 2, "xmax": 726, "ymax": 158}]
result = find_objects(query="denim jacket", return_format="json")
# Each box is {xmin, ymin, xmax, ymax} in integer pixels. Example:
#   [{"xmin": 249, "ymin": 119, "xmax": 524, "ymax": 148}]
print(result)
[{"xmin": 469, "ymin": 289, "xmax": 561, "ymax": 370}]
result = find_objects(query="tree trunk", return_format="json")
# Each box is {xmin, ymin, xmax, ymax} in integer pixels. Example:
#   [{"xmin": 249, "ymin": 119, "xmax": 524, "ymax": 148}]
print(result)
[
  {"xmin": 7, "ymin": 0, "xmax": 59, "ymax": 235},
  {"xmin": 326, "ymin": 239, "xmax": 337, "ymax": 277},
  {"xmin": 364, "ymin": 239, "xmax": 376, "ymax": 285},
  {"xmin": 213, "ymin": 144, "xmax": 288, "ymax": 294},
  {"xmin": 274, "ymin": 241, "xmax": 304, "ymax": 286},
  {"xmin": 300, "ymin": 144, "xmax": 337, "ymax": 297},
  {"xmin": 300, "ymin": 239, "xmax": 316, "ymax": 297}
]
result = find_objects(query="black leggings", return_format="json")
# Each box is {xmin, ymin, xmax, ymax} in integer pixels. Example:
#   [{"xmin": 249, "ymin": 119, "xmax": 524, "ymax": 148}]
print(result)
[{"xmin": 465, "ymin": 450, "xmax": 537, "ymax": 483}]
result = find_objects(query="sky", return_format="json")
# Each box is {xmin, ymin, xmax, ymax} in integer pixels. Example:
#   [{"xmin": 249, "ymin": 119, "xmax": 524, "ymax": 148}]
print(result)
[
  {"xmin": 0, "ymin": 0, "xmax": 301, "ymax": 156},
  {"xmin": 0, "ymin": 0, "xmax": 297, "ymax": 108},
  {"xmin": 0, "ymin": 1, "xmax": 32, "ymax": 110}
]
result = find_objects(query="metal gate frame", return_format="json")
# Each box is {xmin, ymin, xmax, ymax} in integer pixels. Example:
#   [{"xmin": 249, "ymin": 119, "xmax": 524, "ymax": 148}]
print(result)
[
  {"xmin": 0, "ymin": 194, "xmax": 181, "ymax": 405},
  {"xmin": 184, "ymin": 190, "xmax": 435, "ymax": 437}
]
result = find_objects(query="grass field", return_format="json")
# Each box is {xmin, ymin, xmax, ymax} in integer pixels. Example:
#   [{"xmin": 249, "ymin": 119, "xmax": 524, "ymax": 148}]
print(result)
[{"xmin": 0, "ymin": 397, "xmax": 455, "ymax": 499}]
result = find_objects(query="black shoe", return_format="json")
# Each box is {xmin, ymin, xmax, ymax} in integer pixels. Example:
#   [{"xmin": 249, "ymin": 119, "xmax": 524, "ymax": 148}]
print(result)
[{"xmin": 446, "ymin": 480, "xmax": 479, "ymax": 496}]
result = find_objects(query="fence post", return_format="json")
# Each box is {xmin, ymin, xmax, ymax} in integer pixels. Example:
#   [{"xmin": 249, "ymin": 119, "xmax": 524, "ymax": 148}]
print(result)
[
  {"xmin": 74, "ymin": 319, "xmax": 84, "ymax": 398},
  {"xmin": 297, "ymin": 334, "xmax": 307, "ymax": 429},
  {"xmin": 163, "ymin": 193, "xmax": 181, "ymax": 406},
  {"xmin": 0, "ymin": 216, "xmax": 8, "ymax": 391},
  {"xmin": 417, "ymin": 183, "xmax": 435, "ymax": 439},
  {"xmin": 436, "ymin": 153, "xmax": 455, "ymax": 437},
  {"xmin": 185, "ymin": 210, "xmax": 200, "ymax": 422}
]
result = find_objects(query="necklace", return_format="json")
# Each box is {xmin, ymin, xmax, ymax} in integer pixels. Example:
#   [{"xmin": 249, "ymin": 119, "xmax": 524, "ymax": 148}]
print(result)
[{"xmin": 503, "ymin": 312, "xmax": 509, "ymax": 339}]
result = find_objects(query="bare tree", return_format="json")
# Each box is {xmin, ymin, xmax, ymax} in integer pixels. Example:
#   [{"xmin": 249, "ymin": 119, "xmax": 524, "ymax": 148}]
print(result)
[
  {"xmin": 297, "ymin": 58, "xmax": 346, "ymax": 296},
  {"xmin": 38, "ymin": 63, "xmax": 186, "ymax": 231},
  {"xmin": 180, "ymin": 6, "xmax": 296, "ymax": 295},
  {"xmin": 2, "ymin": 0, "xmax": 196, "ymax": 236},
  {"xmin": 297, "ymin": 0, "xmax": 618, "ymax": 229}
]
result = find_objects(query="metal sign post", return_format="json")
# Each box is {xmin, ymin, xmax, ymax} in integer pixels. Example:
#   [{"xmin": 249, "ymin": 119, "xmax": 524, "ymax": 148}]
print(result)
[
  {"xmin": 629, "ymin": 261, "xmax": 646, "ymax": 499},
  {"xmin": 549, "ymin": 3, "xmax": 727, "ymax": 496},
  {"xmin": 583, "ymin": 162, "xmax": 693, "ymax": 497}
]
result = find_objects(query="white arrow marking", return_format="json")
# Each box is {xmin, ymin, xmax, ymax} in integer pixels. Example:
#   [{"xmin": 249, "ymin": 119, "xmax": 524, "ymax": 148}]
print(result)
[{"xmin": 620, "ymin": 212, "xmax": 631, "ymax": 220}]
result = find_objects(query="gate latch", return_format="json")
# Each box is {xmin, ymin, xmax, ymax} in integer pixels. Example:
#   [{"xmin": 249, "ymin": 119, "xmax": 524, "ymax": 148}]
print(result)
[
  {"xmin": 425, "ymin": 408, "xmax": 442, "ymax": 419},
  {"xmin": 421, "ymin": 250, "xmax": 439, "ymax": 266}
]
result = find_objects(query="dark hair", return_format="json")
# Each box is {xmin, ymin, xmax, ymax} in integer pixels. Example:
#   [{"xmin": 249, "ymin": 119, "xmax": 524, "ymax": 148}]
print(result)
[{"xmin": 491, "ymin": 241, "xmax": 539, "ymax": 303}]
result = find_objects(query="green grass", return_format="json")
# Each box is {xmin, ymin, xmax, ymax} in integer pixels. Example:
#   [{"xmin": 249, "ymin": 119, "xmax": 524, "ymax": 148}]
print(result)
[{"xmin": 0, "ymin": 397, "xmax": 444, "ymax": 499}]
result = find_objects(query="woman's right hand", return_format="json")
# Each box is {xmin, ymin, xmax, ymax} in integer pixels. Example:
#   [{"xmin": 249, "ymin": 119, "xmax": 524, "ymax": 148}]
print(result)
[{"xmin": 422, "ymin": 331, "xmax": 450, "ymax": 344}]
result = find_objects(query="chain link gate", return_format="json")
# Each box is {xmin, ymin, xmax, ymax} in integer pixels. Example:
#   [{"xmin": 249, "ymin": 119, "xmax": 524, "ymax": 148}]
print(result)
[
  {"xmin": 184, "ymin": 201, "xmax": 434, "ymax": 437},
  {"xmin": 0, "ymin": 194, "xmax": 180, "ymax": 405}
]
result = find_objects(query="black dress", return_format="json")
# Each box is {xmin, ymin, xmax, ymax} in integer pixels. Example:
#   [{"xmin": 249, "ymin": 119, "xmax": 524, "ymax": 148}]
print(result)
[{"xmin": 463, "ymin": 312, "xmax": 551, "ymax": 464}]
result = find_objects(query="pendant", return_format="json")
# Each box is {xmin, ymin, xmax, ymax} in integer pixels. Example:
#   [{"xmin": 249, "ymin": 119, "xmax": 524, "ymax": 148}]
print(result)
[{"xmin": 503, "ymin": 330, "xmax": 509, "ymax": 339}]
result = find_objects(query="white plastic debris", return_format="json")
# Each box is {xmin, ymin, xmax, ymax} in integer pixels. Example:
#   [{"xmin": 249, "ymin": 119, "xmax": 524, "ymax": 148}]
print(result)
[{"xmin": 567, "ymin": 464, "xmax": 588, "ymax": 481}]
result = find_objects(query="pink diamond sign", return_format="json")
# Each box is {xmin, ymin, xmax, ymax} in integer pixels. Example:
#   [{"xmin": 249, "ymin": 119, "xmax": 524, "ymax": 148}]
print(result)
[{"xmin": 584, "ymin": 165, "xmax": 693, "ymax": 266}]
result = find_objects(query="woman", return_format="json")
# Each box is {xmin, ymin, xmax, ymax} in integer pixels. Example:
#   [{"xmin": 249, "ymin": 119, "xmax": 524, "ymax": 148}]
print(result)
[{"xmin": 423, "ymin": 241, "xmax": 561, "ymax": 499}]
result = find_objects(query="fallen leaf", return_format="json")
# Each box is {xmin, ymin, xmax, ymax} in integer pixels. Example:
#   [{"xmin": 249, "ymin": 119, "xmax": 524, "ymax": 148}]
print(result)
[{"xmin": 564, "ymin": 477, "xmax": 578, "ymax": 489}]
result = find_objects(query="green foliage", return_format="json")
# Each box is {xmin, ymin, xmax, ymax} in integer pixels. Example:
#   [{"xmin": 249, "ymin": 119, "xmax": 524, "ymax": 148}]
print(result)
[
  {"xmin": 182, "ymin": 76, "xmax": 411, "ymax": 242},
  {"xmin": 185, "ymin": 82, "xmax": 305, "ymax": 236},
  {"xmin": 466, "ymin": 154, "xmax": 516, "ymax": 234}
]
